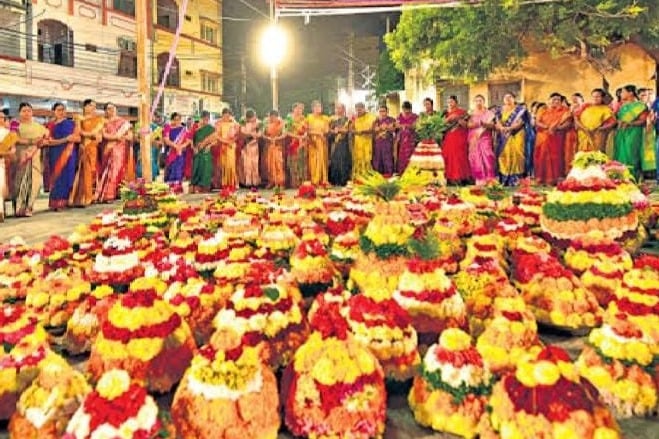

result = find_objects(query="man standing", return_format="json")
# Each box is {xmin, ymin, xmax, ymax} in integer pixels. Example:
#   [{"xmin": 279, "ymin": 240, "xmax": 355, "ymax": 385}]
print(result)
[
  {"xmin": 372, "ymin": 105, "xmax": 396, "ymax": 176},
  {"xmin": 351, "ymin": 102, "xmax": 375, "ymax": 178}
]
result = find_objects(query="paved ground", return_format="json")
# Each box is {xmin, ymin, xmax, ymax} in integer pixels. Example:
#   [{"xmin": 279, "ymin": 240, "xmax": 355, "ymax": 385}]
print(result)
[{"xmin": 0, "ymin": 190, "xmax": 657, "ymax": 437}]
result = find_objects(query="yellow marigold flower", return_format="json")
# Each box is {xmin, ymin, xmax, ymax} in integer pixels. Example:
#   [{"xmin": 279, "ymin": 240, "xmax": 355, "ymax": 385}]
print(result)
[
  {"xmin": 533, "ymin": 361, "xmax": 560, "ymax": 386},
  {"xmin": 593, "ymin": 427, "xmax": 621, "ymax": 439},
  {"xmin": 97, "ymin": 369, "xmax": 131, "ymax": 400},
  {"xmin": 92, "ymin": 285, "xmax": 114, "ymax": 299},
  {"xmin": 439, "ymin": 328, "xmax": 472, "ymax": 352},
  {"xmin": 515, "ymin": 361, "xmax": 537, "ymax": 387},
  {"xmin": 613, "ymin": 379, "xmax": 639, "ymax": 402},
  {"xmin": 500, "ymin": 421, "xmax": 524, "ymax": 439}
]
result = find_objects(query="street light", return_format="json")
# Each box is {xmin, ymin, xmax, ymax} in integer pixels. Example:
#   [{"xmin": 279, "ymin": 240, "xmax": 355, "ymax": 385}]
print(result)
[{"xmin": 261, "ymin": 23, "xmax": 287, "ymax": 111}]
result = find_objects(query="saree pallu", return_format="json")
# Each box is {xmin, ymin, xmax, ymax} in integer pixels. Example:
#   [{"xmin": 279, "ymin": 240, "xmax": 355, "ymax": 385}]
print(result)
[
  {"xmin": 165, "ymin": 126, "xmax": 187, "ymax": 184},
  {"xmin": 70, "ymin": 116, "xmax": 103, "ymax": 206},
  {"xmin": 220, "ymin": 143, "xmax": 238, "ymax": 188},
  {"xmin": 96, "ymin": 119, "xmax": 129, "ymax": 202},
  {"xmin": 396, "ymin": 113, "xmax": 418, "ymax": 174},
  {"xmin": 124, "ymin": 142, "xmax": 136, "ymax": 183},
  {"xmin": 265, "ymin": 121, "xmax": 285, "ymax": 187},
  {"xmin": 191, "ymin": 124, "xmax": 215, "ymax": 190},
  {"xmin": 614, "ymin": 101, "xmax": 647, "ymax": 177},
  {"xmin": 211, "ymin": 143, "xmax": 222, "ymax": 189},
  {"xmin": 42, "ymin": 148, "xmax": 49, "ymax": 192},
  {"xmin": 329, "ymin": 117, "xmax": 352, "ymax": 185},
  {"xmin": 287, "ymin": 140, "xmax": 308, "ymax": 188},
  {"xmin": 48, "ymin": 119, "xmax": 77, "ymax": 209},
  {"xmin": 467, "ymin": 111, "xmax": 495, "ymax": 185},
  {"xmin": 495, "ymin": 106, "xmax": 527, "ymax": 186},
  {"xmin": 524, "ymin": 120, "xmax": 536, "ymax": 177},
  {"xmin": 564, "ymin": 128, "xmax": 577, "ymax": 173},
  {"xmin": 534, "ymin": 107, "xmax": 568, "ymax": 185},
  {"xmin": 372, "ymin": 116, "xmax": 395, "ymax": 176},
  {"xmin": 352, "ymin": 113, "xmax": 376, "ymax": 178},
  {"xmin": 242, "ymin": 140, "xmax": 260, "ymax": 187},
  {"xmin": 442, "ymin": 110, "xmax": 470, "ymax": 182},
  {"xmin": 307, "ymin": 115, "xmax": 330, "ymax": 185},
  {"xmin": 577, "ymin": 105, "xmax": 614, "ymax": 153},
  {"xmin": 14, "ymin": 122, "xmax": 48, "ymax": 215},
  {"xmin": 184, "ymin": 143, "xmax": 193, "ymax": 180}
]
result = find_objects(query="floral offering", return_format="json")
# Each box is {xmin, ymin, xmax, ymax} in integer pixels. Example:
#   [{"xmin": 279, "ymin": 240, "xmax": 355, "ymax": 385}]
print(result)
[
  {"xmin": 25, "ymin": 274, "xmax": 91, "ymax": 329},
  {"xmin": 64, "ymin": 369, "xmax": 165, "ymax": 439},
  {"xmin": 64, "ymin": 285, "xmax": 116, "ymax": 355},
  {"xmin": 290, "ymin": 237, "xmax": 338, "ymax": 298},
  {"xmin": 479, "ymin": 346, "xmax": 621, "ymax": 439},
  {"xmin": 87, "ymin": 290, "xmax": 196, "ymax": 392},
  {"xmin": 409, "ymin": 329, "xmax": 494, "ymax": 438},
  {"xmin": 563, "ymin": 231, "xmax": 632, "ymax": 275},
  {"xmin": 9, "ymin": 361, "xmax": 90, "ymax": 439},
  {"xmin": 172, "ymin": 343, "xmax": 280, "ymax": 439}
]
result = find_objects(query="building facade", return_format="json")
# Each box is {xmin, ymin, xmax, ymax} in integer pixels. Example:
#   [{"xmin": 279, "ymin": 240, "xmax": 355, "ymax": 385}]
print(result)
[
  {"xmin": 0, "ymin": 0, "xmax": 225, "ymax": 118},
  {"xmin": 403, "ymin": 43, "xmax": 658, "ymax": 112}
]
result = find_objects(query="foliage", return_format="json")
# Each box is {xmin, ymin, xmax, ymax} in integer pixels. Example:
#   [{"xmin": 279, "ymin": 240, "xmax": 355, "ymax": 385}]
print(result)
[
  {"xmin": 385, "ymin": 0, "xmax": 659, "ymax": 82},
  {"xmin": 356, "ymin": 170, "xmax": 432, "ymax": 201},
  {"xmin": 375, "ymin": 48, "xmax": 404, "ymax": 96},
  {"xmin": 420, "ymin": 364, "xmax": 494, "ymax": 404},
  {"xmin": 542, "ymin": 201, "xmax": 633, "ymax": 221},
  {"xmin": 409, "ymin": 232, "xmax": 441, "ymax": 260},
  {"xmin": 415, "ymin": 113, "xmax": 448, "ymax": 142},
  {"xmin": 359, "ymin": 235, "xmax": 410, "ymax": 259}
]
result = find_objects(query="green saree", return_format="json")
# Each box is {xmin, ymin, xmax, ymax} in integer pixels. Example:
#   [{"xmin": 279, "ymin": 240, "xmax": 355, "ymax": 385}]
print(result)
[
  {"xmin": 191, "ymin": 124, "xmax": 215, "ymax": 190},
  {"xmin": 614, "ymin": 101, "xmax": 646, "ymax": 177}
]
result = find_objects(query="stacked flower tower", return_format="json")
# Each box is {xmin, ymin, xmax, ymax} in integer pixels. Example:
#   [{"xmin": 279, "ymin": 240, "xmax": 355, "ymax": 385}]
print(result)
[{"xmin": 540, "ymin": 151, "xmax": 639, "ymax": 242}]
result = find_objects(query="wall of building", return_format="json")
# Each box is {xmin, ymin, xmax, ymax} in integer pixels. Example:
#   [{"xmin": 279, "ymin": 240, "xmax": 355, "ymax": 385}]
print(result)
[{"xmin": 405, "ymin": 43, "xmax": 657, "ymax": 111}]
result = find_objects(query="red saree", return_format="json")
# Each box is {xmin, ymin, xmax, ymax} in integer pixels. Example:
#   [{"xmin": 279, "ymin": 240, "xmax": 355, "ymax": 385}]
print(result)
[
  {"xmin": 441, "ymin": 108, "xmax": 470, "ymax": 182},
  {"xmin": 535, "ymin": 106, "xmax": 569, "ymax": 185}
]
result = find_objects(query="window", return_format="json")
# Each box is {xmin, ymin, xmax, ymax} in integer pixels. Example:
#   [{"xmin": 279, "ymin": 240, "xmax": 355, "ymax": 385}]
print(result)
[
  {"xmin": 113, "ymin": 0, "xmax": 135, "ymax": 16},
  {"xmin": 201, "ymin": 71, "xmax": 219, "ymax": 94},
  {"xmin": 85, "ymin": 44, "xmax": 97, "ymax": 52},
  {"xmin": 0, "ymin": 11, "xmax": 22, "ymax": 59},
  {"xmin": 157, "ymin": 52, "xmax": 180, "ymax": 87},
  {"xmin": 200, "ymin": 23, "xmax": 217, "ymax": 45},
  {"xmin": 118, "ymin": 51, "xmax": 137, "ymax": 78},
  {"xmin": 157, "ymin": 0, "xmax": 178, "ymax": 30},
  {"xmin": 37, "ymin": 20, "xmax": 74, "ymax": 67}
]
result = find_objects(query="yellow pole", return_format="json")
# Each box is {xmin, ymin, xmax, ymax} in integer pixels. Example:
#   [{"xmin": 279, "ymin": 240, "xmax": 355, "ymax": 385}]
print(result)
[{"xmin": 136, "ymin": 0, "xmax": 152, "ymax": 182}]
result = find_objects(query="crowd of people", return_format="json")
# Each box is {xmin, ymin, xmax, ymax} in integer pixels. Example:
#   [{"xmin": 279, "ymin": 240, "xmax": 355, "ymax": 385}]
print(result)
[{"xmin": 0, "ymin": 83, "xmax": 657, "ymax": 220}]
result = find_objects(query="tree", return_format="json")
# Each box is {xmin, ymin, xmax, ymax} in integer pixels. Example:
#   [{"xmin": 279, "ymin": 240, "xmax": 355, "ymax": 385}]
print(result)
[
  {"xmin": 385, "ymin": 0, "xmax": 659, "ymax": 82},
  {"xmin": 375, "ymin": 48, "xmax": 404, "ymax": 96}
]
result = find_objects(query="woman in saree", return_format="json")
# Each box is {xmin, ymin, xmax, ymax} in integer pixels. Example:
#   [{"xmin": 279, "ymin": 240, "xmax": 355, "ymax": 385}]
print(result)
[
  {"xmin": 494, "ymin": 92, "xmax": 527, "ymax": 186},
  {"xmin": 217, "ymin": 108, "xmax": 240, "ymax": 189},
  {"xmin": 351, "ymin": 102, "xmax": 375, "ymax": 179},
  {"xmin": 13, "ymin": 102, "xmax": 49, "ymax": 216},
  {"xmin": 190, "ymin": 111, "xmax": 215, "ymax": 193},
  {"xmin": 287, "ymin": 102, "xmax": 309, "ymax": 188},
  {"xmin": 0, "ymin": 113, "xmax": 17, "ymax": 221},
  {"xmin": 614, "ymin": 85, "xmax": 648, "ymax": 178},
  {"xmin": 240, "ymin": 109, "xmax": 262, "ymax": 189},
  {"xmin": 96, "ymin": 103, "xmax": 132, "ymax": 203},
  {"xmin": 639, "ymin": 88, "xmax": 656, "ymax": 179},
  {"xmin": 534, "ymin": 93, "xmax": 570, "ymax": 185},
  {"xmin": 164, "ymin": 112, "xmax": 190, "ymax": 189},
  {"xmin": 563, "ymin": 93, "xmax": 585, "ymax": 173},
  {"xmin": 441, "ymin": 95, "xmax": 470, "ymax": 184},
  {"xmin": 70, "ymin": 99, "xmax": 103, "ymax": 207},
  {"xmin": 329, "ymin": 103, "xmax": 352, "ymax": 186},
  {"xmin": 575, "ymin": 88, "xmax": 616, "ymax": 153},
  {"xmin": 396, "ymin": 101, "xmax": 418, "ymax": 174},
  {"xmin": 46, "ymin": 102, "xmax": 79, "ymax": 211},
  {"xmin": 467, "ymin": 95, "xmax": 496, "ymax": 185},
  {"xmin": 372, "ymin": 105, "xmax": 396, "ymax": 176},
  {"xmin": 307, "ymin": 101, "xmax": 330, "ymax": 185},
  {"xmin": 264, "ymin": 110, "xmax": 286, "ymax": 189}
]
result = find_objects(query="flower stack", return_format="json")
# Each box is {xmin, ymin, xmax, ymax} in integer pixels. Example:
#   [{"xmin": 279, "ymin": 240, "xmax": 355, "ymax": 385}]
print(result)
[
  {"xmin": 87, "ymin": 289, "xmax": 196, "ymax": 392},
  {"xmin": 476, "ymin": 297, "xmax": 543, "ymax": 374},
  {"xmin": 289, "ymin": 236, "xmax": 338, "ymax": 298},
  {"xmin": 9, "ymin": 361, "xmax": 90, "ymax": 439},
  {"xmin": 25, "ymin": 274, "xmax": 91, "ymax": 330},
  {"xmin": 283, "ymin": 327, "xmax": 386, "ymax": 438},
  {"xmin": 541, "ymin": 151, "xmax": 638, "ymax": 241},
  {"xmin": 64, "ymin": 369, "xmax": 164, "ymax": 439},
  {"xmin": 89, "ymin": 234, "xmax": 144, "ymax": 291},
  {"xmin": 64, "ymin": 285, "xmax": 116, "ymax": 355},
  {"xmin": 211, "ymin": 277, "xmax": 307, "ymax": 369},
  {"xmin": 393, "ymin": 233, "xmax": 467, "ymax": 342},
  {"xmin": 409, "ymin": 329, "xmax": 494, "ymax": 438},
  {"xmin": 563, "ymin": 231, "xmax": 632, "ymax": 275},
  {"xmin": 349, "ymin": 172, "xmax": 428, "ymax": 294},
  {"xmin": 512, "ymin": 252, "xmax": 602, "ymax": 331},
  {"xmin": 345, "ymin": 292, "xmax": 420, "ymax": 381},
  {"xmin": 194, "ymin": 231, "xmax": 230, "ymax": 277},
  {"xmin": 479, "ymin": 346, "xmax": 621, "ymax": 439},
  {"xmin": 172, "ymin": 342, "xmax": 280, "ymax": 439}
]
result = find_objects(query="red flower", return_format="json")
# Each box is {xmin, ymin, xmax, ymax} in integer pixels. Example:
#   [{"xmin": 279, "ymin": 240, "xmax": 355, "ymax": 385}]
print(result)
[{"xmin": 536, "ymin": 346, "xmax": 571, "ymax": 363}]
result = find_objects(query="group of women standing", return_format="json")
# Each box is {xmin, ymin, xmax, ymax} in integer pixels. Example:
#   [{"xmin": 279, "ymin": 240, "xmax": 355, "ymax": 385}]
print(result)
[
  {"xmin": 437, "ymin": 83, "xmax": 657, "ymax": 187},
  {"xmin": 0, "ymin": 100, "xmax": 133, "ymax": 218}
]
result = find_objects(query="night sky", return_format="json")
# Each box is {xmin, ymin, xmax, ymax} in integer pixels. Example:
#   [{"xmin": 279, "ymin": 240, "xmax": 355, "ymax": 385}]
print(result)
[{"xmin": 223, "ymin": 1, "xmax": 395, "ymax": 114}]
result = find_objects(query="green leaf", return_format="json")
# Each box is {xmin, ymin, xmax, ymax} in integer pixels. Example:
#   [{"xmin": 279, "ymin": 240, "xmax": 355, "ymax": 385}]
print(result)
[
  {"xmin": 542, "ymin": 202, "xmax": 632, "ymax": 222},
  {"xmin": 420, "ymin": 364, "xmax": 495, "ymax": 404},
  {"xmin": 263, "ymin": 287, "xmax": 280, "ymax": 301},
  {"xmin": 359, "ymin": 235, "xmax": 410, "ymax": 259}
]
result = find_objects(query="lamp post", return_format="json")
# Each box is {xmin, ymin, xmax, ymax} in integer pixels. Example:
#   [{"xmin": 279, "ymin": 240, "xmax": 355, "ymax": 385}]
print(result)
[{"xmin": 262, "ymin": 2, "xmax": 286, "ymax": 111}]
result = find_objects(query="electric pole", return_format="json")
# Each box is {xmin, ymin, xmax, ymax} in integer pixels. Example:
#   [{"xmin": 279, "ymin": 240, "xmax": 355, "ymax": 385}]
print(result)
[{"xmin": 136, "ymin": 0, "xmax": 152, "ymax": 182}]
